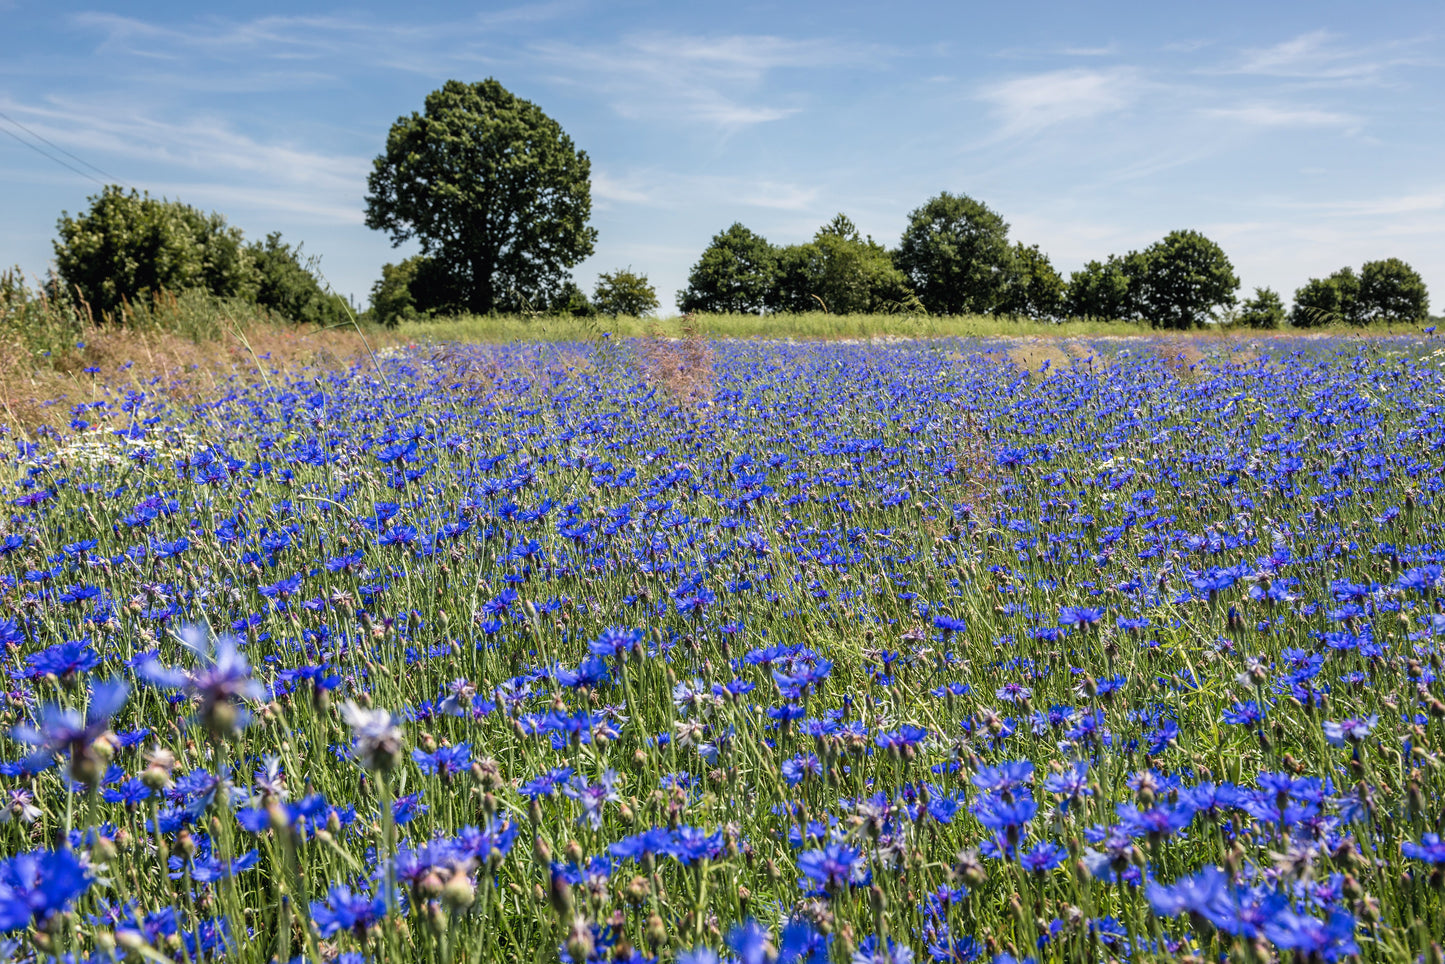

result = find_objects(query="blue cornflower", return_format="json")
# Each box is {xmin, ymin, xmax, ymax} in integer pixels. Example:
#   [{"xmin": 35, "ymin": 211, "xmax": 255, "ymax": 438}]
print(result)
[
  {"xmin": 24, "ymin": 639, "xmax": 100, "ymax": 682},
  {"xmin": 875, "ymin": 724, "xmax": 928, "ymax": 754},
  {"xmin": 562, "ymin": 770, "xmax": 620, "ymax": 830},
  {"xmin": 1020, "ymin": 840, "xmax": 1067, "ymax": 873},
  {"xmin": 1322, "ymin": 715, "xmax": 1378, "ymax": 747},
  {"xmin": 1403, "ymin": 834, "xmax": 1445, "ymax": 863},
  {"xmin": 391, "ymin": 792, "xmax": 427, "ymax": 825},
  {"xmin": 412, "ymin": 742, "xmax": 471, "ymax": 781},
  {"xmin": 0, "ymin": 848, "xmax": 92, "ymax": 934},
  {"xmin": 11, "ymin": 678, "xmax": 128, "ymax": 782},
  {"xmin": 520, "ymin": 766, "xmax": 575, "ymax": 800},
  {"xmin": 101, "ymin": 777, "xmax": 153, "ymax": 808},
  {"xmin": 135, "ymin": 625, "xmax": 264, "ymax": 737},
  {"xmin": 588, "ymin": 626, "xmax": 644, "ymax": 659},
  {"xmin": 1222, "ymin": 700, "xmax": 1267, "ymax": 727},
  {"xmin": 1263, "ymin": 909, "xmax": 1359, "ymax": 962},
  {"xmin": 972, "ymin": 793, "xmax": 1037, "ymax": 833},
  {"xmin": 852, "ymin": 935, "xmax": 914, "ymax": 964},
  {"xmin": 972, "ymin": 761, "xmax": 1034, "ymax": 793},
  {"xmin": 797, "ymin": 842, "xmax": 866, "ymax": 893},
  {"xmin": 310, "ymin": 885, "xmax": 390, "ymax": 938}
]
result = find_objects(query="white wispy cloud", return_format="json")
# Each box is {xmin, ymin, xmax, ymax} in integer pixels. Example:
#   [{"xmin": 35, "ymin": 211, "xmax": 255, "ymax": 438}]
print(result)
[
  {"xmin": 1223, "ymin": 29, "xmax": 1432, "ymax": 85},
  {"xmin": 976, "ymin": 67, "xmax": 1141, "ymax": 139},
  {"xmin": 1, "ymin": 97, "xmax": 369, "ymax": 222},
  {"xmin": 67, "ymin": 6, "xmax": 578, "ymax": 78},
  {"xmin": 533, "ymin": 32, "xmax": 887, "ymax": 129},
  {"xmin": 1200, "ymin": 104, "xmax": 1358, "ymax": 128},
  {"xmin": 589, "ymin": 167, "xmax": 820, "ymax": 212}
]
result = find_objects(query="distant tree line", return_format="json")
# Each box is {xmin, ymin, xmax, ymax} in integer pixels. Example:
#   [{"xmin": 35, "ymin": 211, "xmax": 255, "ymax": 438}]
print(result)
[
  {"xmin": 33, "ymin": 78, "xmax": 1432, "ymax": 331},
  {"xmin": 675, "ymin": 192, "xmax": 1431, "ymax": 328}
]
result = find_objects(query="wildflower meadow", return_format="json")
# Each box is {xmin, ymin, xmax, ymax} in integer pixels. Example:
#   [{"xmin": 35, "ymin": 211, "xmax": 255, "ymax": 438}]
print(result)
[{"xmin": 3, "ymin": 332, "xmax": 1445, "ymax": 964}]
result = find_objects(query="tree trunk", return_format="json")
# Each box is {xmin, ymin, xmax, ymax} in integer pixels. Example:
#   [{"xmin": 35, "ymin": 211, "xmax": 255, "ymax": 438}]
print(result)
[{"xmin": 470, "ymin": 255, "xmax": 494, "ymax": 314}]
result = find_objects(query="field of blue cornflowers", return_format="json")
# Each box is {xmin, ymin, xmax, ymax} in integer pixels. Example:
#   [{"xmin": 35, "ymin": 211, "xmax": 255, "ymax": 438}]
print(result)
[{"xmin": 3, "ymin": 332, "xmax": 1445, "ymax": 964}]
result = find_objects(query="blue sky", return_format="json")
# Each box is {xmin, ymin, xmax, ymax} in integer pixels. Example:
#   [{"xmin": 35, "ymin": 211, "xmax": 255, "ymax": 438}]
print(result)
[{"xmin": 2, "ymin": 0, "xmax": 1442, "ymax": 314}]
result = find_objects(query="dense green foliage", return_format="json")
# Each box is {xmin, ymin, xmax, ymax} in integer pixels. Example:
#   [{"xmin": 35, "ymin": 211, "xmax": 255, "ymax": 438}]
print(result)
[
  {"xmin": 247, "ymin": 233, "xmax": 351, "ymax": 327},
  {"xmin": 1129, "ymin": 230, "xmax": 1239, "ymax": 330},
  {"xmin": 593, "ymin": 268, "xmax": 660, "ymax": 317},
  {"xmin": 364, "ymin": 78, "xmax": 597, "ymax": 315},
  {"xmin": 49, "ymin": 186, "xmax": 344, "ymax": 328},
  {"xmin": 369, "ymin": 256, "xmax": 470, "ymax": 328},
  {"xmin": 771, "ymin": 215, "xmax": 914, "ymax": 314},
  {"xmin": 1359, "ymin": 258, "xmax": 1430, "ymax": 324},
  {"xmin": 1237, "ymin": 286, "xmax": 1286, "ymax": 330},
  {"xmin": 1064, "ymin": 255, "xmax": 1139, "ymax": 322},
  {"xmin": 53, "ymin": 186, "xmax": 256, "ymax": 319},
  {"xmin": 996, "ymin": 242, "xmax": 1066, "ymax": 320},
  {"xmin": 676, "ymin": 223, "xmax": 779, "ymax": 314},
  {"xmin": 894, "ymin": 192, "xmax": 1015, "ymax": 315},
  {"xmin": 1291, "ymin": 268, "xmax": 1360, "ymax": 328}
]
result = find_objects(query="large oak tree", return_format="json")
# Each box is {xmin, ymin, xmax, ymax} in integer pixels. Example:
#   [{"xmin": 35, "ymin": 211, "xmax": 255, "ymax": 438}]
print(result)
[{"xmin": 365, "ymin": 79, "xmax": 597, "ymax": 315}]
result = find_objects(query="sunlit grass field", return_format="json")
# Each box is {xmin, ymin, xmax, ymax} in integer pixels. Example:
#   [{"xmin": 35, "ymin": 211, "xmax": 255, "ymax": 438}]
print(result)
[{"xmin": 1, "ymin": 330, "xmax": 1444, "ymax": 964}]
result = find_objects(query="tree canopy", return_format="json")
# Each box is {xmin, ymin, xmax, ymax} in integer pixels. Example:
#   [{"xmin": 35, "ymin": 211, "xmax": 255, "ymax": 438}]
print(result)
[
  {"xmin": 54, "ymin": 186, "xmax": 255, "ymax": 319},
  {"xmin": 771, "ymin": 215, "xmax": 913, "ymax": 314},
  {"xmin": 1130, "ymin": 230, "xmax": 1238, "ymax": 329},
  {"xmin": 53, "ymin": 186, "xmax": 343, "ymax": 325},
  {"xmin": 365, "ymin": 79, "xmax": 596, "ymax": 315},
  {"xmin": 997, "ymin": 243, "xmax": 1065, "ymax": 320},
  {"xmin": 1237, "ymin": 287, "xmax": 1285, "ymax": 330},
  {"xmin": 1065, "ymin": 255, "xmax": 1138, "ymax": 322},
  {"xmin": 593, "ymin": 268, "xmax": 659, "ymax": 317},
  {"xmin": 1291, "ymin": 268, "xmax": 1361, "ymax": 327},
  {"xmin": 894, "ymin": 192, "xmax": 1014, "ymax": 315},
  {"xmin": 676, "ymin": 223, "xmax": 777, "ymax": 314},
  {"xmin": 1358, "ymin": 258, "xmax": 1429, "ymax": 324}
]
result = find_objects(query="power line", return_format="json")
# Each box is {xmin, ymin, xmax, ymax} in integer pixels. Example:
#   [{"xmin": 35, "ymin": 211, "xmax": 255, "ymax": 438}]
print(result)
[
  {"xmin": 0, "ymin": 110, "xmax": 121, "ymax": 183},
  {"xmin": 0, "ymin": 123, "xmax": 108, "ymax": 187}
]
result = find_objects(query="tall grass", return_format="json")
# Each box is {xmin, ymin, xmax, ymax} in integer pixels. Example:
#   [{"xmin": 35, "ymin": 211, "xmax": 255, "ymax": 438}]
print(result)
[
  {"xmin": 0, "ymin": 269, "xmax": 393, "ymax": 434},
  {"xmin": 395, "ymin": 309, "xmax": 1435, "ymax": 345}
]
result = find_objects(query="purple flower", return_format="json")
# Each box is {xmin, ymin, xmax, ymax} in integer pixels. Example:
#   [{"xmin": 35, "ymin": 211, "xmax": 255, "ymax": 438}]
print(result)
[
  {"xmin": 797, "ymin": 842, "xmax": 866, "ymax": 893},
  {"xmin": 1263, "ymin": 909, "xmax": 1358, "ymax": 962},
  {"xmin": 562, "ymin": 770, "xmax": 620, "ymax": 830},
  {"xmin": 0, "ymin": 848, "xmax": 92, "ymax": 933},
  {"xmin": 973, "ymin": 761, "xmax": 1034, "ymax": 793},
  {"xmin": 412, "ymin": 742, "xmax": 471, "ymax": 780},
  {"xmin": 11, "ymin": 678, "xmax": 128, "ymax": 781},
  {"xmin": 1020, "ymin": 840, "xmax": 1067, "ymax": 873},
  {"xmin": 1404, "ymin": 834, "xmax": 1445, "ymax": 863},
  {"xmin": 972, "ymin": 792, "xmax": 1037, "ymax": 833},
  {"xmin": 1322, "ymin": 715, "xmax": 1377, "ymax": 747},
  {"xmin": 588, "ymin": 627, "xmax": 644, "ymax": 659},
  {"xmin": 135, "ymin": 625, "xmax": 264, "ymax": 737},
  {"xmin": 309, "ymin": 885, "xmax": 389, "ymax": 938}
]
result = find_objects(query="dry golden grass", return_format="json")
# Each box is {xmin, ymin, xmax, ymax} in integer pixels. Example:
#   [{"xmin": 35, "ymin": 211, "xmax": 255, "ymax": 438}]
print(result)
[
  {"xmin": 0, "ymin": 318, "xmax": 391, "ymax": 436},
  {"xmin": 633, "ymin": 316, "xmax": 716, "ymax": 405}
]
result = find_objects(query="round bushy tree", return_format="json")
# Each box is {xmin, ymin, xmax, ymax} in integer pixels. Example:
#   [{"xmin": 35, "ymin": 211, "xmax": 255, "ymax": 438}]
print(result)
[
  {"xmin": 593, "ymin": 268, "xmax": 659, "ymax": 317},
  {"xmin": 895, "ymin": 192, "xmax": 1013, "ymax": 315},
  {"xmin": 677, "ymin": 223, "xmax": 776, "ymax": 314},
  {"xmin": 1358, "ymin": 258, "xmax": 1429, "ymax": 324},
  {"xmin": 1065, "ymin": 255, "xmax": 1137, "ymax": 321},
  {"xmin": 365, "ymin": 79, "xmax": 597, "ymax": 315},
  {"xmin": 53, "ymin": 186, "xmax": 255, "ymax": 320},
  {"xmin": 1132, "ymin": 230, "xmax": 1238, "ymax": 329},
  {"xmin": 1291, "ymin": 268, "xmax": 1360, "ymax": 327},
  {"xmin": 997, "ymin": 242, "xmax": 1065, "ymax": 320},
  {"xmin": 1237, "ymin": 286, "xmax": 1285, "ymax": 329},
  {"xmin": 248, "ymin": 233, "xmax": 350, "ymax": 326},
  {"xmin": 770, "ymin": 215, "xmax": 913, "ymax": 315}
]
